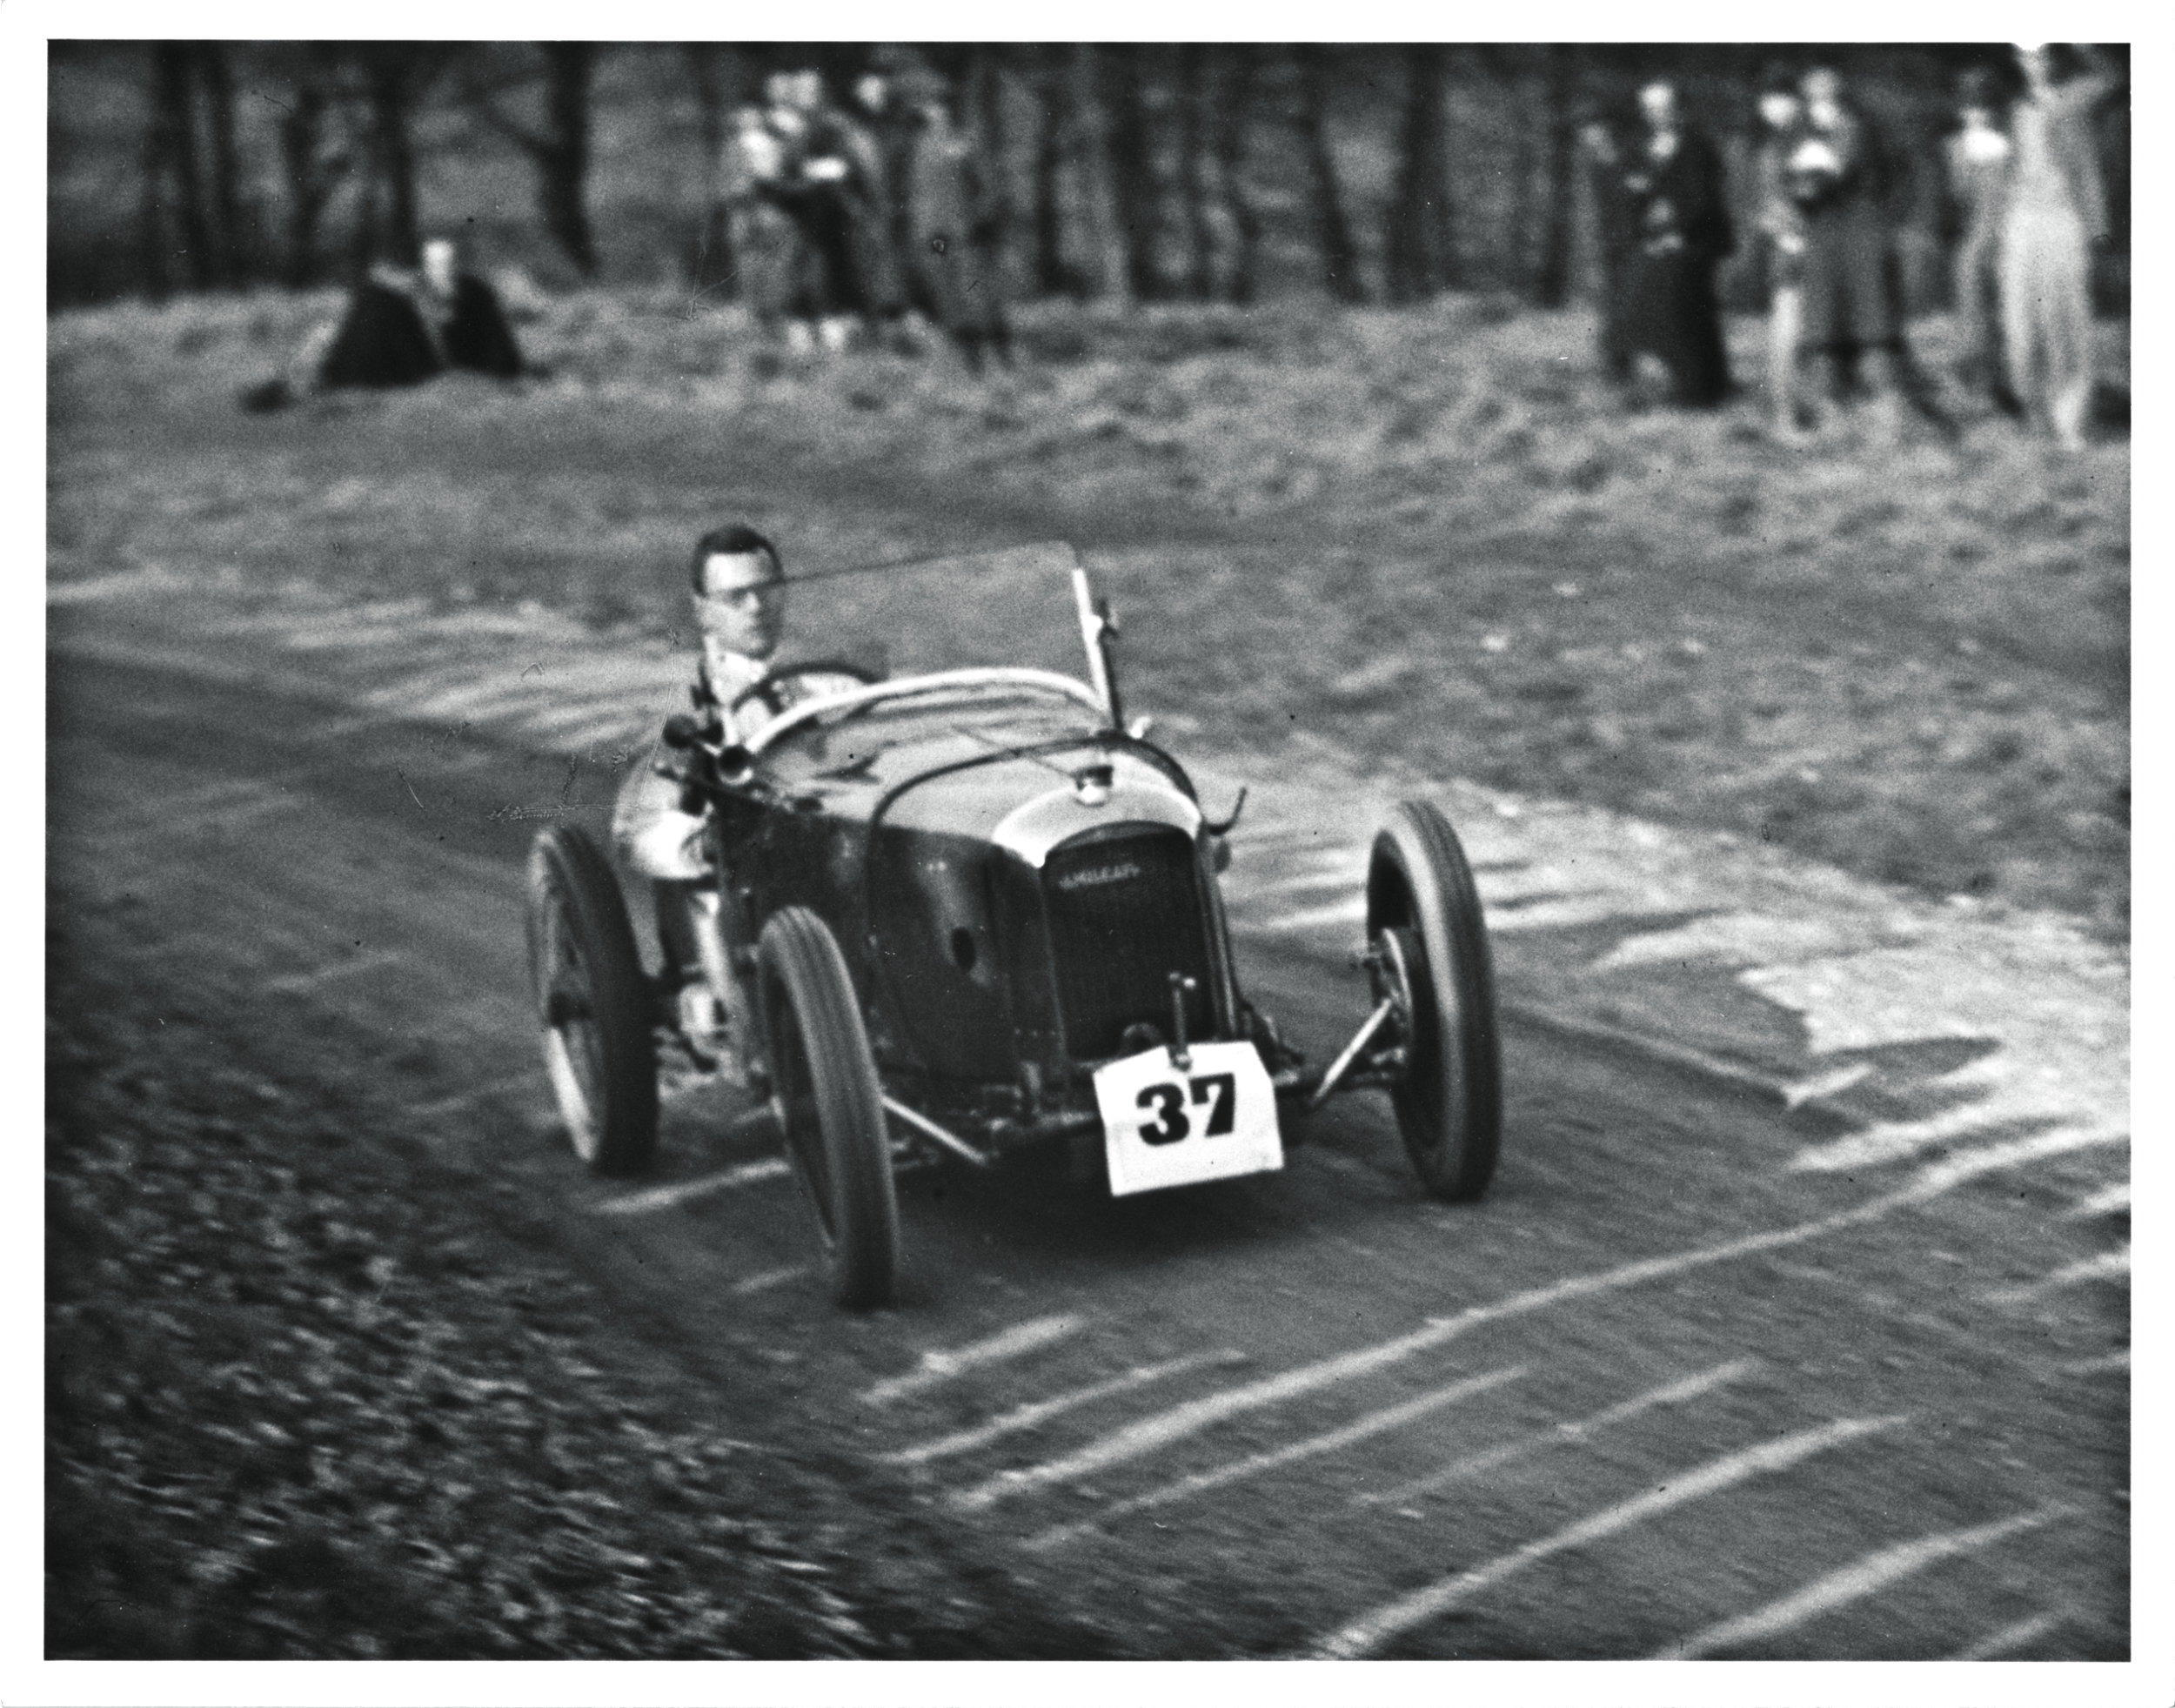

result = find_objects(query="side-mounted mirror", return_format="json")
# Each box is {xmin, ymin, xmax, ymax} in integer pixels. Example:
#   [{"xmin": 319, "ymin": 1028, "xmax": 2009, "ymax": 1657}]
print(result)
[{"xmin": 661, "ymin": 713, "xmax": 703, "ymax": 750}]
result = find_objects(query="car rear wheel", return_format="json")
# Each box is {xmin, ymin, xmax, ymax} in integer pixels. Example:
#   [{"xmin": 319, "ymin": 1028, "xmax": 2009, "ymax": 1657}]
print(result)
[
  {"xmin": 1365, "ymin": 800, "xmax": 1502, "ymax": 1202},
  {"xmin": 757, "ymin": 907, "xmax": 899, "ymax": 1309},
  {"xmin": 525, "ymin": 826, "xmax": 659, "ymax": 1176}
]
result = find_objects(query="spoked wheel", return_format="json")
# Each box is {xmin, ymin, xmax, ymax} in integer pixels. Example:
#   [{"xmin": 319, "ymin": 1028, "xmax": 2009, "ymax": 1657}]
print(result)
[
  {"xmin": 757, "ymin": 907, "xmax": 899, "ymax": 1309},
  {"xmin": 1365, "ymin": 800, "xmax": 1502, "ymax": 1202},
  {"xmin": 525, "ymin": 826, "xmax": 659, "ymax": 1176}
]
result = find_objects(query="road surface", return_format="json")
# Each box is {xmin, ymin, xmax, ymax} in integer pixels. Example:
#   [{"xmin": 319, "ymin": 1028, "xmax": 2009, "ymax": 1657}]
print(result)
[{"xmin": 47, "ymin": 611, "xmax": 2127, "ymax": 1660}]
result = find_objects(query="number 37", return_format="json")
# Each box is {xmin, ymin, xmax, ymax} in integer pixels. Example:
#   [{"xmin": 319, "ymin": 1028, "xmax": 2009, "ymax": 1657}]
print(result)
[{"xmin": 1135, "ymin": 1074, "xmax": 1237, "ymax": 1145}]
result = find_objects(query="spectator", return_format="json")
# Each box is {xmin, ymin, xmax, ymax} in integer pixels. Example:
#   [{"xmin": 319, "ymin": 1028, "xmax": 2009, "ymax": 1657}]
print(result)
[
  {"xmin": 847, "ymin": 67, "xmax": 921, "ymax": 351},
  {"xmin": 1944, "ymin": 65, "xmax": 2020, "ymax": 415},
  {"xmin": 1751, "ymin": 67, "xmax": 1810, "ymax": 438},
  {"xmin": 244, "ymin": 234, "xmax": 521, "ymax": 410},
  {"xmin": 773, "ymin": 68, "xmax": 873, "ymax": 353},
  {"xmin": 2000, "ymin": 43, "xmax": 2118, "ymax": 450},
  {"xmin": 903, "ymin": 82, "xmax": 1014, "ymax": 373},
  {"xmin": 723, "ymin": 97, "xmax": 807, "ymax": 348},
  {"xmin": 1616, "ymin": 79, "xmax": 1733, "ymax": 406},
  {"xmin": 1789, "ymin": 65, "xmax": 1908, "ymax": 439}
]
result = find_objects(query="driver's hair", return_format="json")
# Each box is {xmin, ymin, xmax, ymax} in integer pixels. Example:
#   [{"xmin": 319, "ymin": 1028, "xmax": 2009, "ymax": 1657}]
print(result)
[{"xmin": 690, "ymin": 524, "xmax": 782, "ymax": 593}]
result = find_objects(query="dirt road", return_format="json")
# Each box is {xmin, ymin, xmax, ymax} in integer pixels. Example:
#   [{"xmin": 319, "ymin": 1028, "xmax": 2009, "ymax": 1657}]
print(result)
[{"xmin": 47, "ymin": 599, "xmax": 2126, "ymax": 1660}]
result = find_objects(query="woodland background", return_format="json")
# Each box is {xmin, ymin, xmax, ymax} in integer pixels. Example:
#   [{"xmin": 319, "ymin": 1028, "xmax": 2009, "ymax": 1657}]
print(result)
[{"xmin": 48, "ymin": 42, "xmax": 2132, "ymax": 317}]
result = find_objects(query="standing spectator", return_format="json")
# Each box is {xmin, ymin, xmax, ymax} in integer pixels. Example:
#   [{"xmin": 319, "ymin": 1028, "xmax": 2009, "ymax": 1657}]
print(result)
[
  {"xmin": 1945, "ymin": 65, "xmax": 2019, "ymax": 414},
  {"xmin": 1999, "ymin": 43, "xmax": 2118, "ymax": 450},
  {"xmin": 1752, "ymin": 68, "xmax": 1810, "ymax": 438},
  {"xmin": 1789, "ymin": 64, "xmax": 1908, "ymax": 439},
  {"xmin": 1616, "ymin": 79, "xmax": 1733, "ymax": 406},
  {"xmin": 847, "ymin": 67, "xmax": 920, "ymax": 350},
  {"xmin": 725, "ymin": 90, "xmax": 811, "ymax": 351},
  {"xmin": 903, "ymin": 81, "xmax": 1014, "ymax": 373},
  {"xmin": 781, "ymin": 69, "xmax": 875, "ymax": 353}
]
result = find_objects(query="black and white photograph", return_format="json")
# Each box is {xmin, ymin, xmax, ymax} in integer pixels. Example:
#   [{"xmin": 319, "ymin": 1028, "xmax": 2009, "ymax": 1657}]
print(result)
[{"xmin": 20, "ymin": 3, "xmax": 2151, "ymax": 1692}]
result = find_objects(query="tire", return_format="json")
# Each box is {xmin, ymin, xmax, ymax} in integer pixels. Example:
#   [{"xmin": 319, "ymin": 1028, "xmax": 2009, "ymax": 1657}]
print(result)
[
  {"xmin": 1365, "ymin": 800, "xmax": 1502, "ymax": 1202},
  {"xmin": 757, "ymin": 907, "xmax": 900, "ymax": 1309},
  {"xmin": 525, "ymin": 826, "xmax": 659, "ymax": 1176}
]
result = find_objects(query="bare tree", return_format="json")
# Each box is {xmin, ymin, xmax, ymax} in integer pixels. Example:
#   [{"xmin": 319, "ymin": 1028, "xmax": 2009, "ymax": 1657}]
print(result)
[
  {"xmin": 971, "ymin": 44, "xmax": 1012, "ymax": 285},
  {"xmin": 1176, "ymin": 44, "xmax": 1215, "ymax": 300},
  {"xmin": 1210, "ymin": 44, "xmax": 1262, "ymax": 305},
  {"xmin": 193, "ymin": 44, "xmax": 248, "ymax": 284},
  {"xmin": 260, "ymin": 45, "xmax": 351, "ymax": 287},
  {"xmin": 1382, "ymin": 44, "xmax": 1456, "ymax": 303},
  {"xmin": 682, "ymin": 44, "xmax": 740, "ymax": 293},
  {"xmin": 464, "ymin": 43, "xmax": 600, "ymax": 276},
  {"xmin": 1295, "ymin": 48, "xmax": 1364, "ymax": 304},
  {"xmin": 1532, "ymin": 44, "xmax": 1580, "ymax": 307},
  {"xmin": 145, "ymin": 44, "xmax": 212, "ymax": 291},
  {"xmin": 1030, "ymin": 46, "xmax": 1070, "ymax": 295},
  {"xmin": 1069, "ymin": 44, "xmax": 1131, "ymax": 306},
  {"xmin": 1098, "ymin": 44, "xmax": 1167, "ymax": 301},
  {"xmin": 354, "ymin": 44, "xmax": 441, "ymax": 267}
]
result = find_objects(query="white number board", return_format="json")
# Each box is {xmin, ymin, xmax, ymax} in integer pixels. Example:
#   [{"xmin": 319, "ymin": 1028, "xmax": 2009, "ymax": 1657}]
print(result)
[{"xmin": 1093, "ymin": 1040, "xmax": 1283, "ymax": 1197}]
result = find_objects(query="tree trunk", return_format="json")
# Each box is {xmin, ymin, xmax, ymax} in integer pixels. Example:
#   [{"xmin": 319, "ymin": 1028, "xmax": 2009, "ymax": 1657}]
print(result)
[
  {"xmin": 1030, "ymin": 46, "xmax": 1069, "ymax": 296},
  {"xmin": 1176, "ymin": 44, "xmax": 1215, "ymax": 300},
  {"xmin": 1069, "ymin": 44, "xmax": 1131, "ymax": 307},
  {"xmin": 360, "ymin": 48, "xmax": 423, "ymax": 267},
  {"xmin": 138, "ymin": 47, "xmax": 176, "ymax": 298},
  {"xmin": 1295, "ymin": 48, "xmax": 1363, "ymax": 304},
  {"xmin": 972, "ymin": 46, "xmax": 1011, "ymax": 287},
  {"xmin": 682, "ymin": 44, "xmax": 734, "ymax": 293},
  {"xmin": 1505, "ymin": 52, "xmax": 1541, "ymax": 291},
  {"xmin": 535, "ymin": 44, "xmax": 597, "ymax": 276},
  {"xmin": 195, "ymin": 44, "xmax": 246, "ymax": 285},
  {"xmin": 276, "ymin": 69, "xmax": 336, "ymax": 288},
  {"xmin": 151, "ymin": 44, "xmax": 212, "ymax": 290},
  {"xmin": 1098, "ymin": 44, "xmax": 1164, "ymax": 302},
  {"xmin": 1210, "ymin": 45, "xmax": 1261, "ymax": 305},
  {"xmin": 1532, "ymin": 44, "xmax": 1579, "ymax": 308},
  {"xmin": 1382, "ymin": 44, "xmax": 1453, "ymax": 303}
]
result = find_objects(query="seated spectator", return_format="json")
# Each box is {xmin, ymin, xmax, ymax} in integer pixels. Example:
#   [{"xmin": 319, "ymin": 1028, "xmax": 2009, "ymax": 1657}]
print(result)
[{"xmin": 244, "ymin": 236, "xmax": 524, "ymax": 411}]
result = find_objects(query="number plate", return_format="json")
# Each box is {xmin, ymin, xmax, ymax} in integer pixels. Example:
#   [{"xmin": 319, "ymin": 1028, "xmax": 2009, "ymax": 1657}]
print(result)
[{"xmin": 1093, "ymin": 1041, "xmax": 1283, "ymax": 1197}]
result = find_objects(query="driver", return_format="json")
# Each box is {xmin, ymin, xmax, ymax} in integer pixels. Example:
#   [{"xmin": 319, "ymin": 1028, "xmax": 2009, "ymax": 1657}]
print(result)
[{"xmin": 612, "ymin": 524, "xmax": 799, "ymax": 1068}]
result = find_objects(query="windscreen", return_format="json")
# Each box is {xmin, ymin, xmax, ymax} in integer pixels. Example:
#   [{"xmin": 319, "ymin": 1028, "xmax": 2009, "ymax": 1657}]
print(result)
[{"xmin": 771, "ymin": 539, "xmax": 1100, "ymax": 688}]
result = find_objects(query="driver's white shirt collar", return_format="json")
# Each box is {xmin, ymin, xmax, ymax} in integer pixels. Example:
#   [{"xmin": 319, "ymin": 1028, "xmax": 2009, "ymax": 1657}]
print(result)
[{"xmin": 704, "ymin": 638, "xmax": 773, "ymax": 740}]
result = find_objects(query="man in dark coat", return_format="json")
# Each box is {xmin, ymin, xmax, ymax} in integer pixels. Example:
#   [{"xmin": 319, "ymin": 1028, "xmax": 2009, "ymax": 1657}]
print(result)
[
  {"xmin": 1616, "ymin": 80, "xmax": 1734, "ymax": 406},
  {"xmin": 251, "ymin": 236, "xmax": 523, "ymax": 407},
  {"xmin": 902, "ymin": 90, "xmax": 1013, "ymax": 372},
  {"xmin": 1790, "ymin": 66, "xmax": 1908, "ymax": 436}
]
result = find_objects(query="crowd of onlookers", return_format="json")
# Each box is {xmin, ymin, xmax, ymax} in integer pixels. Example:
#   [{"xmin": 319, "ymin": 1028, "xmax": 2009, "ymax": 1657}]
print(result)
[
  {"xmin": 719, "ymin": 57, "xmax": 1013, "ymax": 372},
  {"xmin": 253, "ymin": 45, "xmax": 2120, "ymax": 454},
  {"xmin": 1588, "ymin": 44, "xmax": 2120, "ymax": 450}
]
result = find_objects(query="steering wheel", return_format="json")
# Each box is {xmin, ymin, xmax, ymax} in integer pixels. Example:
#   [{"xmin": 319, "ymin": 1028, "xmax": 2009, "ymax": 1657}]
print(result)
[{"xmin": 727, "ymin": 658, "xmax": 883, "ymax": 720}]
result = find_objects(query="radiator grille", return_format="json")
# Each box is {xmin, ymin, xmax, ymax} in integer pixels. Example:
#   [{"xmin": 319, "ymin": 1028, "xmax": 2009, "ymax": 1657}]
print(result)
[{"xmin": 1041, "ymin": 826, "xmax": 1214, "ymax": 1062}]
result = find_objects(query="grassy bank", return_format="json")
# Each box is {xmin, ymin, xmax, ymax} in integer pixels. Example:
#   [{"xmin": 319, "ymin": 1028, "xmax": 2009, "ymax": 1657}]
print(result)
[{"xmin": 48, "ymin": 289, "xmax": 2128, "ymax": 934}]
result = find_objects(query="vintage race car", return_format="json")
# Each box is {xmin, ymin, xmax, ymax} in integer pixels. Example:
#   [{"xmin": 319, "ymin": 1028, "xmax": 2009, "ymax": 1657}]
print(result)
[{"xmin": 525, "ymin": 544, "xmax": 1500, "ymax": 1307}]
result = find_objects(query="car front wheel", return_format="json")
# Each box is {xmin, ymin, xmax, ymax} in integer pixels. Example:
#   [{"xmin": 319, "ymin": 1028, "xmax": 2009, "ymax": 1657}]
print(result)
[
  {"xmin": 525, "ymin": 825, "xmax": 659, "ymax": 1176},
  {"xmin": 1365, "ymin": 800, "xmax": 1502, "ymax": 1202},
  {"xmin": 757, "ymin": 907, "xmax": 900, "ymax": 1308}
]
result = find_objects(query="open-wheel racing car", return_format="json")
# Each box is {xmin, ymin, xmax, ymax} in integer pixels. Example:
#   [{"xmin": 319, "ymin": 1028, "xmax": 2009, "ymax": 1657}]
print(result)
[{"xmin": 525, "ymin": 544, "xmax": 1500, "ymax": 1307}]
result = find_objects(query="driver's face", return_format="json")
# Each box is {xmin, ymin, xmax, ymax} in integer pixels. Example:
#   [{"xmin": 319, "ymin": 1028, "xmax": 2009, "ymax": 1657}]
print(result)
[{"xmin": 694, "ymin": 551, "xmax": 784, "ymax": 660}]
